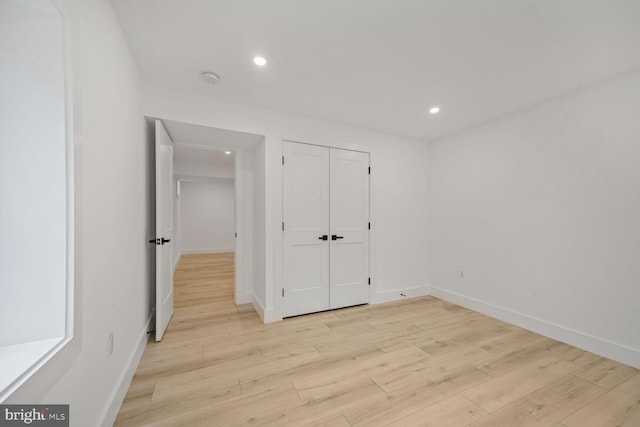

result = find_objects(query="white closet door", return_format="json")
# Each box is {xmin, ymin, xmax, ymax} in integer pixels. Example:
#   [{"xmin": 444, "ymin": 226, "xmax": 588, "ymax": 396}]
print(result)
[
  {"xmin": 329, "ymin": 148, "xmax": 370, "ymax": 309},
  {"xmin": 282, "ymin": 141, "xmax": 330, "ymax": 317}
]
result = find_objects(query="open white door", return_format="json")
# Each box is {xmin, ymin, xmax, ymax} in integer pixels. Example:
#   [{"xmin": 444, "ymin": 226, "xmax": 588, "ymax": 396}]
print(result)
[
  {"xmin": 329, "ymin": 148, "xmax": 370, "ymax": 309},
  {"xmin": 282, "ymin": 141, "xmax": 330, "ymax": 317},
  {"xmin": 155, "ymin": 120, "xmax": 174, "ymax": 341}
]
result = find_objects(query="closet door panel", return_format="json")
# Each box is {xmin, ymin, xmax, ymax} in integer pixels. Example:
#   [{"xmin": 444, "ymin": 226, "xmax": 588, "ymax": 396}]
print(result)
[
  {"xmin": 329, "ymin": 148, "xmax": 370, "ymax": 309},
  {"xmin": 282, "ymin": 141, "xmax": 330, "ymax": 317}
]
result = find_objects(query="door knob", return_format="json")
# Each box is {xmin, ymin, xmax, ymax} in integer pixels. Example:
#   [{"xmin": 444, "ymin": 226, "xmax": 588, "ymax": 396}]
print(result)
[
  {"xmin": 161, "ymin": 238, "xmax": 171, "ymax": 244},
  {"xmin": 318, "ymin": 235, "xmax": 328, "ymax": 240},
  {"xmin": 331, "ymin": 235, "xmax": 344, "ymax": 240}
]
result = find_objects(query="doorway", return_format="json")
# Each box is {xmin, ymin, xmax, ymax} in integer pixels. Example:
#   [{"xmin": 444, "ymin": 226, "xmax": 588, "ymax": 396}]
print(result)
[
  {"xmin": 149, "ymin": 117, "xmax": 265, "ymax": 338},
  {"xmin": 173, "ymin": 146, "xmax": 236, "ymax": 263}
]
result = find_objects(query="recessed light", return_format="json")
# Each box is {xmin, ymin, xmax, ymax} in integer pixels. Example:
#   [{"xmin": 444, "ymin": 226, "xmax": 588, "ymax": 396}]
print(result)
[
  {"xmin": 429, "ymin": 106, "xmax": 441, "ymax": 114},
  {"xmin": 253, "ymin": 56, "xmax": 267, "ymax": 66},
  {"xmin": 225, "ymin": 151, "xmax": 231, "ymax": 155},
  {"xmin": 201, "ymin": 71, "xmax": 221, "ymax": 84}
]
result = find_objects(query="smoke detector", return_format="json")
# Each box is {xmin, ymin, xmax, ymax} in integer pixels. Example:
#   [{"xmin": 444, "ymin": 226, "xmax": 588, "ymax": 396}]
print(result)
[{"xmin": 201, "ymin": 71, "xmax": 221, "ymax": 85}]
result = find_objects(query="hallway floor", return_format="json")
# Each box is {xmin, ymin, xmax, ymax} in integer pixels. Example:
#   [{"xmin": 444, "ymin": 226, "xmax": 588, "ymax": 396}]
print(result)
[{"xmin": 114, "ymin": 253, "xmax": 639, "ymax": 426}]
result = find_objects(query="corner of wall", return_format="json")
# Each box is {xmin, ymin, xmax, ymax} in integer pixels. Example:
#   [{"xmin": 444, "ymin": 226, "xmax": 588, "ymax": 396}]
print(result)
[
  {"xmin": 235, "ymin": 292, "xmax": 252, "ymax": 306},
  {"xmin": 251, "ymin": 293, "xmax": 279, "ymax": 323},
  {"xmin": 251, "ymin": 293, "xmax": 266, "ymax": 322},
  {"xmin": 427, "ymin": 285, "xmax": 640, "ymax": 369},
  {"xmin": 371, "ymin": 285, "xmax": 431, "ymax": 305}
]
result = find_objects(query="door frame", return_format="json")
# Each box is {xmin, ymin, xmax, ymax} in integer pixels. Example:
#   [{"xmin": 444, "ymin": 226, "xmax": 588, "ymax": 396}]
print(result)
[{"xmin": 280, "ymin": 140, "xmax": 372, "ymax": 318}]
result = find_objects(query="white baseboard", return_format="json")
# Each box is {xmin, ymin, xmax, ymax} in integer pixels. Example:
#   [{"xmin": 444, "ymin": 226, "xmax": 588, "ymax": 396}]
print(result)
[
  {"xmin": 182, "ymin": 248, "xmax": 235, "ymax": 255},
  {"xmin": 99, "ymin": 313, "xmax": 153, "ymax": 427},
  {"xmin": 371, "ymin": 285, "xmax": 431, "ymax": 304},
  {"xmin": 252, "ymin": 293, "xmax": 266, "ymax": 322},
  {"xmin": 427, "ymin": 286, "xmax": 640, "ymax": 369},
  {"xmin": 263, "ymin": 308, "xmax": 278, "ymax": 323},
  {"xmin": 251, "ymin": 293, "xmax": 278, "ymax": 324},
  {"xmin": 235, "ymin": 292, "xmax": 253, "ymax": 305}
]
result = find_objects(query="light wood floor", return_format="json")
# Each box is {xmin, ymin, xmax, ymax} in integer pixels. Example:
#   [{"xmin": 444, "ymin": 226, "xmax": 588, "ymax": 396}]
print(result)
[{"xmin": 115, "ymin": 253, "xmax": 639, "ymax": 426}]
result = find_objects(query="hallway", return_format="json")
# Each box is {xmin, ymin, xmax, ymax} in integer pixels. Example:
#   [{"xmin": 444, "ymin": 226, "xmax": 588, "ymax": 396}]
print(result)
[
  {"xmin": 115, "ymin": 253, "xmax": 639, "ymax": 426},
  {"xmin": 114, "ymin": 252, "xmax": 260, "ymax": 425}
]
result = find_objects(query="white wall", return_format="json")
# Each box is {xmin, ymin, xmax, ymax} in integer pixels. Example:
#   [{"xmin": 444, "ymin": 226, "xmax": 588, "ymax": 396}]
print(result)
[
  {"xmin": 179, "ymin": 178, "xmax": 235, "ymax": 253},
  {"xmin": 7, "ymin": 0, "xmax": 154, "ymax": 425},
  {"xmin": 145, "ymin": 87, "xmax": 431, "ymax": 321},
  {"xmin": 428, "ymin": 71, "xmax": 640, "ymax": 368}
]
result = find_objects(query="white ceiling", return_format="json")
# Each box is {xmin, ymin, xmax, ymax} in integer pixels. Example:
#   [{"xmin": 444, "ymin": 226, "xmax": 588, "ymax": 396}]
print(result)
[
  {"xmin": 116, "ymin": 1, "xmax": 640, "ymax": 141},
  {"xmin": 173, "ymin": 145, "xmax": 234, "ymax": 169},
  {"xmin": 161, "ymin": 118, "xmax": 263, "ymax": 149},
  {"xmin": 159, "ymin": 118, "xmax": 262, "ymax": 169}
]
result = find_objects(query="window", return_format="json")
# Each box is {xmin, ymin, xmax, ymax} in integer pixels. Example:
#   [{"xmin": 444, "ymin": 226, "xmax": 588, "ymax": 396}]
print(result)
[{"xmin": 0, "ymin": 0, "xmax": 74, "ymax": 399}]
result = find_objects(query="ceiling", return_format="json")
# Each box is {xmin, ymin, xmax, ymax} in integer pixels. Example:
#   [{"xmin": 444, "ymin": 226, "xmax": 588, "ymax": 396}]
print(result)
[
  {"xmin": 173, "ymin": 145, "xmax": 234, "ymax": 169},
  {"xmin": 162, "ymin": 118, "xmax": 262, "ymax": 169},
  {"xmin": 161, "ymin": 118, "xmax": 263, "ymax": 149},
  {"xmin": 115, "ymin": 1, "xmax": 640, "ymax": 141}
]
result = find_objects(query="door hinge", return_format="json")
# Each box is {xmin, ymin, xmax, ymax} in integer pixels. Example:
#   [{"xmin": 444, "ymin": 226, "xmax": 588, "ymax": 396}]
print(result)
[
  {"xmin": 282, "ymin": 288, "xmax": 285, "ymax": 297},
  {"xmin": 282, "ymin": 222, "xmax": 285, "ymax": 231},
  {"xmin": 235, "ymin": 232, "xmax": 237, "ymax": 238},
  {"xmin": 368, "ymin": 166, "xmax": 371, "ymax": 174},
  {"xmin": 368, "ymin": 277, "xmax": 371, "ymax": 285},
  {"xmin": 368, "ymin": 222, "xmax": 371, "ymax": 230},
  {"xmin": 282, "ymin": 156, "xmax": 285, "ymax": 165}
]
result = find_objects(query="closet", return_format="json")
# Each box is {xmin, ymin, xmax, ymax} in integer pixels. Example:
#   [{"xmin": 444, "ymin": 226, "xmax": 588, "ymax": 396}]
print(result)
[{"xmin": 282, "ymin": 141, "xmax": 370, "ymax": 317}]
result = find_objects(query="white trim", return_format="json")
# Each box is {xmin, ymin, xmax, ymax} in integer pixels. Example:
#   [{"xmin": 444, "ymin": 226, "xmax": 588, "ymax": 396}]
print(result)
[
  {"xmin": 181, "ymin": 248, "xmax": 235, "ymax": 255},
  {"xmin": 234, "ymin": 149, "xmax": 248, "ymax": 307},
  {"xmin": 371, "ymin": 285, "xmax": 431, "ymax": 304},
  {"xmin": 2, "ymin": 0, "xmax": 81, "ymax": 403},
  {"xmin": 263, "ymin": 307, "xmax": 278, "ymax": 323},
  {"xmin": 173, "ymin": 250, "xmax": 181, "ymax": 272},
  {"xmin": 427, "ymin": 286, "xmax": 640, "ymax": 369},
  {"xmin": 0, "ymin": 339, "xmax": 62, "ymax": 393},
  {"xmin": 236, "ymin": 292, "xmax": 252, "ymax": 305},
  {"xmin": 251, "ymin": 293, "xmax": 277, "ymax": 323},
  {"xmin": 252, "ymin": 293, "xmax": 266, "ymax": 322},
  {"xmin": 99, "ymin": 314, "xmax": 153, "ymax": 427}
]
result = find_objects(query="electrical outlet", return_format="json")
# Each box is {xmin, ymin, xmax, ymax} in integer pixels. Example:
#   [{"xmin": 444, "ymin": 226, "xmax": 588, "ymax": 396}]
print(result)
[
  {"xmin": 107, "ymin": 332, "xmax": 114, "ymax": 357},
  {"xmin": 460, "ymin": 270, "xmax": 464, "ymax": 279}
]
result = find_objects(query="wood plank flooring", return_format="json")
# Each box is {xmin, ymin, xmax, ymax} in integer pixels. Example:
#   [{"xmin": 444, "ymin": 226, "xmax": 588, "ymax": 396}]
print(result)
[{"xmin": 115, "ymin": 253, "xmax": 639, "ymax": 426}]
